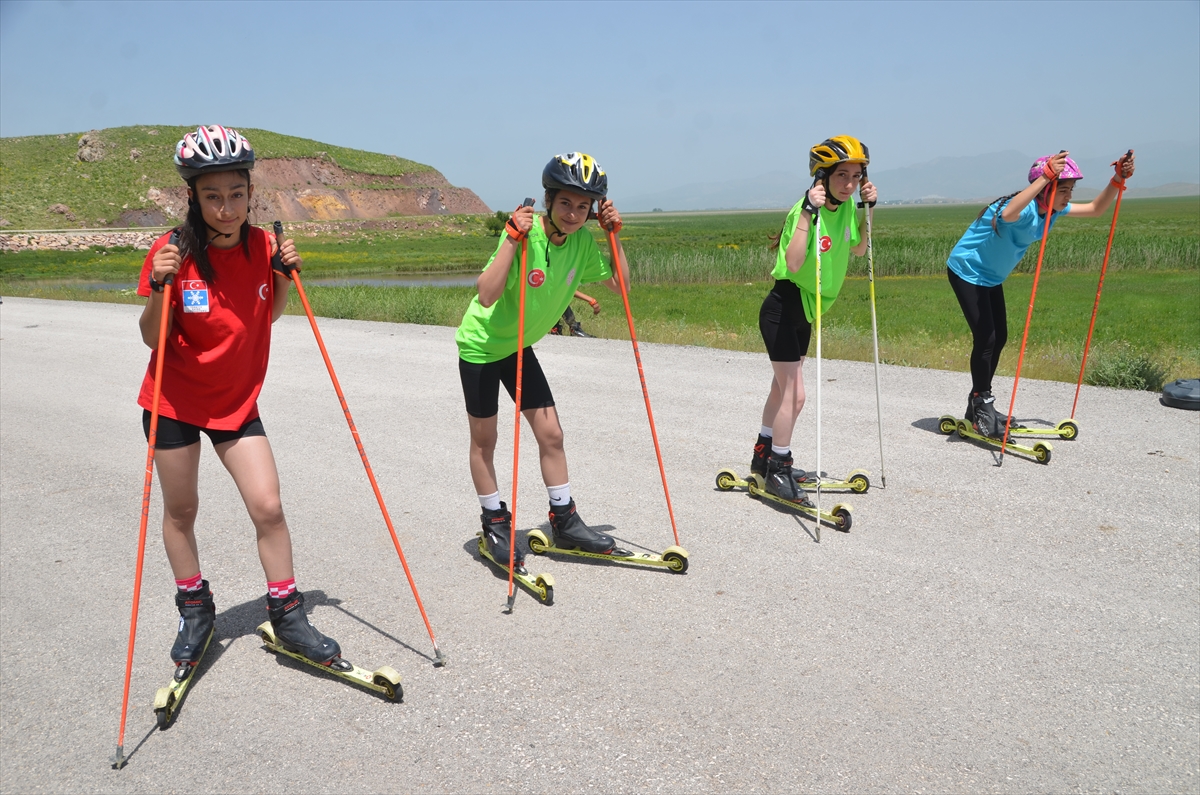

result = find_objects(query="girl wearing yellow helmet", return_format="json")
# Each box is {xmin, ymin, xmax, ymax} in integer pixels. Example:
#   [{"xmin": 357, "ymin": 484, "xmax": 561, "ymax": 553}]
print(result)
[{"xmin": 752, "ymin": 136, "xmax": 877, "ymax": 504}]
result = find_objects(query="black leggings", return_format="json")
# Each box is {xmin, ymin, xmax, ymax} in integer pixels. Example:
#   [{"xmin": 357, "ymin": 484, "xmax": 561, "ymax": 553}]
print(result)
[{"xmin": 948, "ymin": 268, "xmax": 1007, "ymax": 394}]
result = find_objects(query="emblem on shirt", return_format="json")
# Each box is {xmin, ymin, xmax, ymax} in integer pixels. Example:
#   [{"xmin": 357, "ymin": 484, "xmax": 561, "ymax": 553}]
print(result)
[
  {"xmin": 567, "ymin": 268, "xmax": 577, "ymax": 285},
  {"xmin": 844, "ymin": 227, "xmax": 851, "ymax": 241},
  {"xmin": 528, "ymin": 269, "xmax": 545, "ymax": 288},
  {"xmin": 182, "ymin": 280, "xmax": 210, "ymax": 313},
  {"xmin": 819, "ymin": 235, "xmax": 832, "ymax": 253},
  {"xmin": 258, "ymin": 283, "xmax": 269, "ymax": 300}
]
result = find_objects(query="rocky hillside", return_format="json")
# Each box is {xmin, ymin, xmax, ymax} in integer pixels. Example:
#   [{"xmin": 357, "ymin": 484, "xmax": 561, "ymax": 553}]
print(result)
[{"xmin": 0, "ymin": 126, "xmax": 490, "ymax": 230}]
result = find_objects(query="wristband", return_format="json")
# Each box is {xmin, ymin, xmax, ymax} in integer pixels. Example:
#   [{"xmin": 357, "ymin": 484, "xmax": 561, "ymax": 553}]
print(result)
[
  {"xmin": 856, "ymin": 200, "xmax": 877, "ymax": 209},
  {"xmin": 1042, "ymin": 161, "xmax": 1058, "ymax": 181},
  {"xmin": 801, "ymin": 194, "xmax": 819, "ymax": 216},
  {"xmin": 147, "ymin": 271, "xmax": 165, "ymax": 293},
  {"xmin": 1110, "ymin": 176, "xmax": 1126, "ymax": 191},
  {"xmin": 504, "ymin": 217, "xmax": 527, "ymax": 242},
  {"xmin": 587, "ymin": 298, "xmax": 599, "ymax": 308}
]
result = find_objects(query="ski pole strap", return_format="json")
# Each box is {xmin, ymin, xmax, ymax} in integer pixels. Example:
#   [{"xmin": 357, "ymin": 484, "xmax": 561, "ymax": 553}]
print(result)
[
  {"xmin": 856, "ymin": 200, "xmax": 877, "ymax": 209},
  {"xmin": 1109, "ymin": 177, "xmax": 1127, "ymax": 191},
  {"xmin": 504, "ymin": 217, "xmax": 528, "ymax": 242},
  {"xmin": 1041, "ymin": 161, "xmax": 1059, "ymax": 181},
  {"xmin": 271, "ymin": 221, "xmax": 296, "ymax": 279}
]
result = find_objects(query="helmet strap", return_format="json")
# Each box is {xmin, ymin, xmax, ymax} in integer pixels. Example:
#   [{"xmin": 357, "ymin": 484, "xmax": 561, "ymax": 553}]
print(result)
[{"xmin": 822, "ymin": 174, "xmax": 843, "ymax": 210}]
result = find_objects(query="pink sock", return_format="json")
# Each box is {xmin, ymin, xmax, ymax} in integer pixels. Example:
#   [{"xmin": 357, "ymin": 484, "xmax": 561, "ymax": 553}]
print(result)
[
  {"xmin": 175, "ymin": 572, "xmax": 204, "ymax": 593},
  {"xmin": 267, "ymin": 577, "xmax": 296, "ymax": 599}
]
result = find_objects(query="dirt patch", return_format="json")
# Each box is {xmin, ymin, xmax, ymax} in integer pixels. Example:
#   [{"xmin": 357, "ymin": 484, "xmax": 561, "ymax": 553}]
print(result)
[{"xmin": 114, "ymin": 208, "xmax": 170, "ymax": 227}]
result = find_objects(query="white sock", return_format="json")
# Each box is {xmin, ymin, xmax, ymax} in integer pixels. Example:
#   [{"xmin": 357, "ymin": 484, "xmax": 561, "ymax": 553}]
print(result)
[
  {"xmin": 478, "ymin": 491, "xmax": 502, "ymax": 511},
  {"xmin": 547, "ymin": 483, "xmax": 571, "ymax": 506},
  {"xmin": 771, "ymin": 444, "xmax": 791, "ymax": 457},
  {"xmin": 759, "ymin": 425, "xmax": 773, "ymax": 438}
]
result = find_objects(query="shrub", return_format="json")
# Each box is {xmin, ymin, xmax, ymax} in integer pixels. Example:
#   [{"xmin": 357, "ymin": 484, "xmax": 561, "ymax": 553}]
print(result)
[
  {"xmin": 484, "ymin": 211, "xmax": 510, "ymax": 237},
  {"xmin": 1084, "ymin": 342, "xmax": 1170, "ymax": 391}
]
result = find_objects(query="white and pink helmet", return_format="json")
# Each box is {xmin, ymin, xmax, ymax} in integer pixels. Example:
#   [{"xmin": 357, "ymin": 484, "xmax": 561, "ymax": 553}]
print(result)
[
  {"xmin": 1029, "ymin": 154, "xmax": 1083, "ymax": 183},
  {"xmin": 174, "ymin": 125, "xmax": 255, "ymax": 180}
]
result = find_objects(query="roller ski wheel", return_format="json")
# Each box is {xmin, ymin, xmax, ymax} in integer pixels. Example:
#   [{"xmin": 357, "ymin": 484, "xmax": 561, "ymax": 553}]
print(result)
[
  {"xmin": 257, "ymin": 621, "xmax": 403, "ymax": 702},
  {"xmin": 153, "ymin": 628, "xmax": 214, "ymax": 730},
  {"xmin": 943, "ymin": 417, "xmax": 1054, "ymax": 464},
  {"xmin": 527, "ymin": 528, "xmax": 689, "ymax": 574},
  {"xmin": 475, "ymin": 532, "xmax": 555, "ymax": 605},
  {"xmin": 747, "ymin": 473, "xmax": 854, "ymax": 529},
  {"xmin": 715, "ymin": 468, "xmax": 743, "ymax": 491}
]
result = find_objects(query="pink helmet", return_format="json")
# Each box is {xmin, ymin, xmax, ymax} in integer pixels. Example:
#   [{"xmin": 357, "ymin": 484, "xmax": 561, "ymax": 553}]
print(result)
[
  {"xmin": 174, "ymin": 125, "xmax": 255, "ymax": 180},
  {"xmin": 1029, "ymin": 154, "xmax": 1083, "ymax": 183}
]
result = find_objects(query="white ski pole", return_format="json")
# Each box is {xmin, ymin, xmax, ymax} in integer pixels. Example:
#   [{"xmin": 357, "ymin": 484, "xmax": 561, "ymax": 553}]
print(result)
[
  {"xmin": 863, "ymin": 195, "xmax": 886, "ymax": 488},
  {"xmin": 812, "ymin": 206, "xmax": 823, "ymax": 543}
]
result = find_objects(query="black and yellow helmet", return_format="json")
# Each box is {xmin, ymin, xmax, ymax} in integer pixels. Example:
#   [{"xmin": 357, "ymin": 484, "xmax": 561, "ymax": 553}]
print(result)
[
  {"xmin": 809, "ymin": 136, "xmax": 869, "ymax": 177},
  {"xmin": 542, "ymin": 152, "xmax": 608, "ymax": 200}
]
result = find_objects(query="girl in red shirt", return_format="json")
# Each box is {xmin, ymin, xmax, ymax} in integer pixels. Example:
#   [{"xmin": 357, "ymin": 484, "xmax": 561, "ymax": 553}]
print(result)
[{"xmin": 138, "ymin": 125, "xmax": 344, "ymax": 681}]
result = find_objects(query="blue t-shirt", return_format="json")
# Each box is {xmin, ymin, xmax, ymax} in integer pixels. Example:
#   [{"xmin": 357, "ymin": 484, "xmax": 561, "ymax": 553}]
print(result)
[{"xmin": 947, "ymin": 201, "xmax": 1071, "ymax": 287}]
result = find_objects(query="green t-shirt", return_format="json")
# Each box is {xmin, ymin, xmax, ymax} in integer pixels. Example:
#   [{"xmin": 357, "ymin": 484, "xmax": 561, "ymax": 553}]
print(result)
[
  {"xmin": 455, "ymin": 217, "xmax": 612, "ymax": 363},
  {"xmin": 769, "ymin": 197, "xmax": 861, "ymax": 321}
]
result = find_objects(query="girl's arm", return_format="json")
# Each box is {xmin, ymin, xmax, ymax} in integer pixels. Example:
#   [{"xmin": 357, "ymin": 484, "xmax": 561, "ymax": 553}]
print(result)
[
  {"xmin": 477, "ymin": 204, "xmax": 534, "ymax": 308},
  {"xmin": 785, "ymin": 182, "xmax": 828, "ymax": 272},
  {"xmin": 271, "ymin": 236, "xmax": 302, "ymax": 323},
  {"xmin": 1064, "ymin": 151, "xmax": 1136, "ymax": 219},
  {"xmin": 138, "ymin": 243, "xmax": 181, "ymax": 347},
  {"xmin": 596, "ymin": 199, "xmax": 631, "ymax": 294},
  {"xmin": 574, "ymin": 290, "xmax": 601, "ymax": 315},
  {"xmin": 850, "ymin": 180, "xmax": 878, "ymax": 256}
]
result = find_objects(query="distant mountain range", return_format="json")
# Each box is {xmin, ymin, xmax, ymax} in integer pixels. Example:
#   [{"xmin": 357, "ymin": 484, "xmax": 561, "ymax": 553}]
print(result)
[{"xmin": 620, "ymin": 141, "xmax": 1200, "ymax": 211}]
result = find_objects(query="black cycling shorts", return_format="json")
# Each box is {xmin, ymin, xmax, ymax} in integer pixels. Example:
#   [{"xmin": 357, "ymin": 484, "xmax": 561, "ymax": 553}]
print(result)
[
  {"xmin": 459, "ymin": 348, "xmax": 555, "ymax": 419},
  {"xmin": 142, "ymin": 411, "xmax": 266, "ymax": 450},
  {"xmin": 759, "ymin": 279, "xmax": 812, "ymax": 362}
]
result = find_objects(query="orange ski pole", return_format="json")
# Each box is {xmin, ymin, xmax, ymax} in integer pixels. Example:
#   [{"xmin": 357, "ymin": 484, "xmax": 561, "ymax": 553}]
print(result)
[
  {"xmin": 1001, "ymin": 178, "xmax": 1059, "ymax": 461},
  {"xmin": 505, "ymin": 199, "xmax": 536, "ymax": 613},
  {"xmin": 113, "ymin": 230, "xmax": 178, "ymax": 770},
  {"xmin": 274, "ymin": 222, "xmax": 445, "ymax": 665},
  {"xmin": 1071, "ymin": 151, "xmax": 1131, "ymax": 419},
  {"xmin": 600, "ymin": 217, "xmax": 681, "ymax": 546}
]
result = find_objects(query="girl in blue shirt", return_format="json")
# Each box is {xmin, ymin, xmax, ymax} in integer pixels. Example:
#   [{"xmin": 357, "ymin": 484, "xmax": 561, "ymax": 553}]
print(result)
[{"xmin": 947, "ymin": 149, "xmax": 1135, "ymax": 438}]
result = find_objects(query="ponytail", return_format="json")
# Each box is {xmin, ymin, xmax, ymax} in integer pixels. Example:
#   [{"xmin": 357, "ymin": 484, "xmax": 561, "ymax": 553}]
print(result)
[{"xmin": 976, "ymin": 191, "xmax": 1021, "ymax": 235}]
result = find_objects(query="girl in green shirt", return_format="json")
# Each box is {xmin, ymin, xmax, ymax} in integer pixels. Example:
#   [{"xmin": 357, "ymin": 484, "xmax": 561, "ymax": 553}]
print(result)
[
  {"xmin": 753, "ymin": 136, "xmax": 877, "ymax": 503},
  {"xmin": 456, "ymin": 153, "xmax": 631, "ymax": 572}
]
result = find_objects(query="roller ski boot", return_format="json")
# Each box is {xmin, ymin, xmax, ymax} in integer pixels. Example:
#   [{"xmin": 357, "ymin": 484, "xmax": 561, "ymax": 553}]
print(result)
[
  {"xmin": 939, "ymin": 395, "xmax": 1052, "ymax": 464},
  {"xmin": 716, "ymin": 436, "xmax": 868, "ymax": 494},
  {"xmin": 965, "ymin": 392, "xmax": 1079, "ymax": 441},
  {"xmin": 256, "ymin": 590, "xmax": 402, "ymax": 701},
  {"xmin": 475, "ymin": 503, "xmax": 554, "ymax": 605},
  {"xmin": 153, "ymin": 582, "xmax": 215, "ymax": 729},
  {"xmin": 743, "ymin": 453, "xmax": 853, "ymax": 531},
  {"xmin": 527, "ymin": 500, "xmax": 689, "ymax": 573}
]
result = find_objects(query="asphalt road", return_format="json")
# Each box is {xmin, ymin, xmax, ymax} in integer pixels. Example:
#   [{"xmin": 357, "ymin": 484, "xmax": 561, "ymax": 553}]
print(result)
[{"xmin": 1, "ymin": 296, "xmax": 1197, "ymax": 794}]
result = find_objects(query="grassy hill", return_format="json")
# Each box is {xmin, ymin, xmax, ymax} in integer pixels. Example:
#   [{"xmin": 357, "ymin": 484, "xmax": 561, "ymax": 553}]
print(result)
[{"xmin": 0, "ymin": 126, "xmax": 438, "ymax": 230}]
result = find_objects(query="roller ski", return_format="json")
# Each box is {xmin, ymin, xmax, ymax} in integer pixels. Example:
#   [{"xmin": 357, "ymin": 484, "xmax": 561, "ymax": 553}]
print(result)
[
  {"xmin": 256, "ymin": 590, "xmax": 401, "ymax": 701},
  {"xmin": 525, "ymin": 500, "xmax": 688, "ymax": 573},
  {"xmin": 740, "ymin": 452, "xmax": 853, "ymax": 531},
  {"xmin": 938, "ymin": 415, "xmax": 1052, "ymax": 465},
  {"xmin": 153, "ymin": 583, "xmax": 216, "ymax": 729},
  {"xmin": 475, "ymin": 503, "xmax": 554, "ymax": 605},
  {"xmin": 720, "ymin": 435, "xmax": 870, "ymax": 494},
  {"xmin": 964, "ymin": 391, "xmax": 1078, "ymax": 441}
]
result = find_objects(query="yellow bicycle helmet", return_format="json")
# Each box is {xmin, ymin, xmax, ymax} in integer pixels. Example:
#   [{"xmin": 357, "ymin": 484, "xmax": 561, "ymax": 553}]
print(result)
[{"xmin": 809, "ymin": 136, "xmax": 870, "ymax": 178}]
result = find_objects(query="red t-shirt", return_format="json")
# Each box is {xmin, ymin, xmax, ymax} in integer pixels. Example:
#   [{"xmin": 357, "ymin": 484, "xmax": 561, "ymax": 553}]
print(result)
[{"xmin": 137, "ymin": 227, "xmax": 276, "ymax": 430}]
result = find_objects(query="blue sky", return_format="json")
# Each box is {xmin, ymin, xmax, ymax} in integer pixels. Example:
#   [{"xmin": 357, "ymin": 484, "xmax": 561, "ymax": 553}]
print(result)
[{"xmin": 2, "ymin": 0, "xmax": 1197, "ymax": 209}]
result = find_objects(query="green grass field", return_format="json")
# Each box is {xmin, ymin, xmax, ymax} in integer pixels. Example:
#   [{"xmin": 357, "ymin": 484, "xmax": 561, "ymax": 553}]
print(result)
[{"xmin": 3, "ymin": 197, "xmax": 1196, "ymax": 389}]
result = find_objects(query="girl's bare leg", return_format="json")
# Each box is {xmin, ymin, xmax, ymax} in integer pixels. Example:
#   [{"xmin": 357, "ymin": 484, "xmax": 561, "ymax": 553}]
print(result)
[
  {"xmin": 467, "ymin": 414, "xmax": 500, "ymax": 496},
  {"xmin": 155, "ymin": 443, "xmax": 203, "ymax": 579},
  {"xmin": 214, "ymin": 435, "xmax": 294, "ymax": 582},
  {"xmin": 525, "ymin": 405, "xmax": 567, "ymax": 487},
  {"xmin": 766, "ymin": 358, "xmax": 806, "ymax": 449}
]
